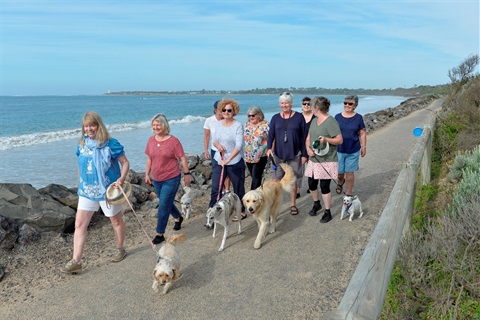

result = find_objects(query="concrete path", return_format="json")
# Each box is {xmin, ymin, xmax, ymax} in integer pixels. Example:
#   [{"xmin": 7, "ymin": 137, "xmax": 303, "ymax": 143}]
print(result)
[{"xmin": 0, "ymin": 100, "xmax": 442, "ymax": 320}]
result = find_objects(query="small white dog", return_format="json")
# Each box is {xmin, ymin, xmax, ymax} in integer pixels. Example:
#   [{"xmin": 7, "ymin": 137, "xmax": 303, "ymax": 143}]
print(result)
[
  {"xmin": 340, "ymin": 195, "xmax": 364, "ymax": 222},
  {"xmin": 205, "ymin": 192, "xmax": 242, "ymax": 251},
  {"xmin": 180, "ymin": 186, "xmax": 204, "ymax": 219},
  {"xmin": 152, "ymin": 234, "xmax": 186, "ymax": 295}
]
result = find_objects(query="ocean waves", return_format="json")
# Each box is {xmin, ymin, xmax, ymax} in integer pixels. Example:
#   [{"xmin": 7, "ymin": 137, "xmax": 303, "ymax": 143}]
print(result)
[{"xmin": 0, "ymin": 115, "xmax": 207, "ymax": 151}]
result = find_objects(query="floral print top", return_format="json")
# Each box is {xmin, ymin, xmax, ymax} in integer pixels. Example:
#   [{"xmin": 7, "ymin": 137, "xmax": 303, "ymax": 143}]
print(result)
[
  {"xmin": 76, "ymin": 138, "xmax": 125, "ymax": 200},
  {"xmin": 244, "ymin": 120, "xmax": 269, "ymax": 163}
]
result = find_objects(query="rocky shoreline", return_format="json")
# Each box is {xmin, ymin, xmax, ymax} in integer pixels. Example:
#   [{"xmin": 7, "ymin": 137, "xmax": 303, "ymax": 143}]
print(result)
[{"xmin": 0, "ymin": 94, "xmax": 438, "ymax": 303}]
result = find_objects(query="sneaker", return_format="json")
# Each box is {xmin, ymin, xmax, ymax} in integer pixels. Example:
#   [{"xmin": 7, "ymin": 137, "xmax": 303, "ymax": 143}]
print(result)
[
  {"xmin": 308, "ymin": 201, "xmax": 322, "ymax": 216},
  {"xmin": 152, "ymin": 235, "xmax": 165, "ymax": 245},
  {"xmin": 60, "ymin": 259, "xmax": 82, "ymax": 274},
  {"xmin": 173, "ymin": 216, "xmax": 184, "ymax": 231},
  {"xmin": 111, "ymin": 247, "xmax": 127, "ymax": 262},
  {"xmin": 320, "ymin": 210, "xmax": 332, "ymax": 223}
]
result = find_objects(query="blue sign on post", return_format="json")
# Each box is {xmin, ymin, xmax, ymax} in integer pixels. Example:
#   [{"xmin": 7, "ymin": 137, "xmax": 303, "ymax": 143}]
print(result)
[{"xmin": 413, "ymin": 126, "xmax": 423, "ymax": 137}]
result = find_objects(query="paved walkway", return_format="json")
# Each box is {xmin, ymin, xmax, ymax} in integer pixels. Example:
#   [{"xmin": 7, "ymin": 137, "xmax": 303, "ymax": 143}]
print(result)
[{"xmin": 0, "ymin": 100, "xmax": 442, "ymax": 320}]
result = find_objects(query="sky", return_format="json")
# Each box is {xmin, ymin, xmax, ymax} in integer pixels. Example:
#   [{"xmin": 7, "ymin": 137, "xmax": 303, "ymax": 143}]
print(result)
[{"xmin": 1, "ymin": 0, "xmax": 479, "ymax": 96}]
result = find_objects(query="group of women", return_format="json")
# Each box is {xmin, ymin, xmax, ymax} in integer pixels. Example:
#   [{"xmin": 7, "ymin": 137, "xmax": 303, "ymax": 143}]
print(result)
[{"xmin": 60, "ymin": 93, "xmax": 366, "ymax": 274}]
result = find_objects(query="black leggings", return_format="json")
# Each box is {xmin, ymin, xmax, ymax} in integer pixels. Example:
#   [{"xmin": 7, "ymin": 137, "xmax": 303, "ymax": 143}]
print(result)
[
  {"xmin": 308, "ymin": 177, "xmax": 331, "ymax": 194},
  {"xmin": 246, "ymin": 156, "xmax": 268, "ymax": 190}
]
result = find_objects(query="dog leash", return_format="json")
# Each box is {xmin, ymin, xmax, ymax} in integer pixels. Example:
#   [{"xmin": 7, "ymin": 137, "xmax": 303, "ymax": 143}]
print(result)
[
  {"xmin": 312, "ymin": 154, "xmax": 342, "ymax": 189},
  {"xmin": 119, "ymin": 185, "xmax": 157, "ymax": 253},
  {"xmin": 217, "ymin": 151, "xmax": 225, "ymax": 201}
]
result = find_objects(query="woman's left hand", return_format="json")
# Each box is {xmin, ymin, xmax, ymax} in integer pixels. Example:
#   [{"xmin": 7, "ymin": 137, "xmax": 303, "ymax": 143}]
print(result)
[{"xmin": 184, "ymin": 174, "xmax": 191, "ymax": 186}]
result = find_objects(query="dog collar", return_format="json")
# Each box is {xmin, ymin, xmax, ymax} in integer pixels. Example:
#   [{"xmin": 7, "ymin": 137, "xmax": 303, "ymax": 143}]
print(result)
[{"xmin": 345, "ymin": 203, "xmax": 352, "ymax": 214}]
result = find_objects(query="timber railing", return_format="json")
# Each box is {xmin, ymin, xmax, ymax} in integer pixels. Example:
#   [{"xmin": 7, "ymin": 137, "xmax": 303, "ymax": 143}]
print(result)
[{"xmin": 324, "ymin": 110, "xmax": 437, "ymax": 320}]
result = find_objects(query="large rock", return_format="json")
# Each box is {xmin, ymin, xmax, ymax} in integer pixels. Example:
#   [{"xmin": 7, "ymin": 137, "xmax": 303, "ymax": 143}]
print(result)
[
  {"xmin": 0, "ymin": 184, "xmax": 76, "ymax": 233},
  {"xmin": 0, "ymin": 215, "xmax": 18, "ymax": 250},
  {"xmin": 39, "ymin": 184, "xmax": 78, "ymax": 210}
]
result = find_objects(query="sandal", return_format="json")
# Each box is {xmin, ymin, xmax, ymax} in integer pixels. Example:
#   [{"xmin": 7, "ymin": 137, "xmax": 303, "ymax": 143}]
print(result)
[
  {"xmin": 336, "ymin": 182, "xmax": 344, "ymax": 194},
  {"xmin": 232, "ymin": 214, "xmax": 247, "ymax": 222},
  {"xmin": 290, "ymin": 206, "xmax": 299, "ymax": 215}
]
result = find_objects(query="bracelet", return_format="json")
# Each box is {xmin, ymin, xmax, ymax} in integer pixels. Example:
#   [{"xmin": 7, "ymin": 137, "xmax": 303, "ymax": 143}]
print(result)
[
  {"xmin": 184, "ymin": 172, "xmax": 190, "ymax": 175},
  {"xmin": 361, "ymin": 146, "xmax": 366, "ymax": 148}
]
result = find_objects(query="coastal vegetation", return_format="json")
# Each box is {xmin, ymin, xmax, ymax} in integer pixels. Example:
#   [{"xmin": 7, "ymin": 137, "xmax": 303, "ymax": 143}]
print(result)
[
  {"xmin": 104, "ymin": 84, "xmax": 447, "ymax": 97},
  {"xmin": 382, "ymin": 54, "xmax": 480, "ymax": 319}
]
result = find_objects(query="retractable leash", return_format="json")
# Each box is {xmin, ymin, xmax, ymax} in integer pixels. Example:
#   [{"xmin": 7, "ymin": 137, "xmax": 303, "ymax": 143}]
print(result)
[
  {"xmin": 312, "ymin": 154, "xmax": 342, "ymax": 191},
  {"xmin": 119, "ymin": 185, "xmax": 157, "ymax": 253}
]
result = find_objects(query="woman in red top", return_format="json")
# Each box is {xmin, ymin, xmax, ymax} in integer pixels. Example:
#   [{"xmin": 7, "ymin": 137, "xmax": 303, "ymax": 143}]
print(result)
[{"xmin": 145, "ymin": 114, "xmax": 191, "ymax": 245}]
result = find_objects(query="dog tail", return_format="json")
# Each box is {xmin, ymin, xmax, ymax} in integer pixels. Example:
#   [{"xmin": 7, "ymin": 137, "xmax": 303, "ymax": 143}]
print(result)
[
  {"xmin": 279, "ymin": 163, "xmax": 296, "ymax": 193},
  {"xmin": 167, "ymin": 233, "xmax": 186, "ymax": 245}
]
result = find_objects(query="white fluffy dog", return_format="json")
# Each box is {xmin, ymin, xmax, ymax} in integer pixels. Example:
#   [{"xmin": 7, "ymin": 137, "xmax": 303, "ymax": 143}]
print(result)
[
  {"xmin": 340, "ymin": 195, "xmax": 364, "ymax": 222},
  {"xmin": 242, "ymin": 163, "xmax": 296, "ymax": 249},
  {"xmin": 205, "ymin": 192, "xmax": 243, "ymax": 251},
  {"xmin": 152, "ymin": 234, "xmax": 186, "ymax": 295},
  {"xmin": 180, "ymin": 186, "xmax": 204, "ymax": 219}
]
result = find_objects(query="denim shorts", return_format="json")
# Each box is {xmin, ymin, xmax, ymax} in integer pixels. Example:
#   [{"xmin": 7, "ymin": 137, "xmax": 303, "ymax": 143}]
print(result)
[{"xmin": 338, "ymin": 150, "xmax": 360, "ymax": 174}]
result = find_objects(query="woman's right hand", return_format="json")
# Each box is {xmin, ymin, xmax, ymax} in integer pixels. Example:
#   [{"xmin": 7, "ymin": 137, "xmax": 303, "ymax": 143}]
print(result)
[
  {"xmin": 204, "ymin": 151, "xmax": 211, "ymax": 159},
  {"xmin": 145, "ymin": 175, "xmax": 151, "ymax": 186}
]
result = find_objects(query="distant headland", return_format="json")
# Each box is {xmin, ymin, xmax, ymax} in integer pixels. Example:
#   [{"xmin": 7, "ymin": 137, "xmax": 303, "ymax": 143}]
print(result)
[{"xmin": 104, "ymin": 84, "xmax": 448, "ymax": 97}]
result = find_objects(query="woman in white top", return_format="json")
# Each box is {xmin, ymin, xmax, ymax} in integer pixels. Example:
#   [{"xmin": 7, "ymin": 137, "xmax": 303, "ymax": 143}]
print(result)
[{"xmin": 209, "ymin": 98, "xmax": 247, "ymax": 220}]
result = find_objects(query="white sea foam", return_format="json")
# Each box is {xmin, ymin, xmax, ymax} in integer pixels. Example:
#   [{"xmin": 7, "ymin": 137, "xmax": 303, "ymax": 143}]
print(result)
[{"xmin": 0, "ymin": 115, "xmax": 207, "ymax": 151}]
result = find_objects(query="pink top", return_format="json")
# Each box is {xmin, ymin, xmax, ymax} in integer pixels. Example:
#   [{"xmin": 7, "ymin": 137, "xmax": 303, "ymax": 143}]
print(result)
[{"xmin": 145, "ymin": 135, "xmax": 184, "ymax": 182}]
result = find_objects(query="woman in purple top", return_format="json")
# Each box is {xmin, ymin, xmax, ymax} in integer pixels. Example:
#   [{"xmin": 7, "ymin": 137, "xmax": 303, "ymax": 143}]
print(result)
[
  {"xmin": 334, "ymin": 95, "xmax": 367, "ymax": 196},
  {"xmin": 267, "ymin": 92, "xmax": 308, "ymax": 215}
]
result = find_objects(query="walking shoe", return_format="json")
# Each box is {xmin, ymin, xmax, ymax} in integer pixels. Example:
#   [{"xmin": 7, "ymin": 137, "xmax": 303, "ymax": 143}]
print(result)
[
  {"xmin": 111, "ymin": 247, "xmax": 127, "ymax": 262},
  {"xmin": 308, "ymin": 201, "xmax": 322, "ymax": 216},
  {"xmin": 60, "ymin": 259, "xmax": 82, "ymax": 274},
  {"xmin": 173, "ymin": 216, "xmax": 184, "ymax": 231},
  {"xmin": 152, "ymin": 235, "xmax": 165, "ymax": 245},
  {"xmin": 320, "ymin": 210, "xmax": 332, "ymax": 223}
]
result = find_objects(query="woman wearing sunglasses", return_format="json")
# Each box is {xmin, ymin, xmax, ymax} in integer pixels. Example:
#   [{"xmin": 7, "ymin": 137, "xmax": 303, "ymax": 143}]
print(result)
[
  {"xmin": 334, "ymin": 95, "xmax": 367, "ymax": 196},
  {"xmin": 209, "ymin": 98, "xmax": 247, "ymax": 220},
  {"xmin": 244, "ymin": 106, "xmax": 269, "ymax": 190}
]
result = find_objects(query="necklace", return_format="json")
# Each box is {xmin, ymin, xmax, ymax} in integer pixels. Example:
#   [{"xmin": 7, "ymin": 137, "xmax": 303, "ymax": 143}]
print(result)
[{"xmin": 283, "ymin": 110, "xmax": 292, "ymax": 143}]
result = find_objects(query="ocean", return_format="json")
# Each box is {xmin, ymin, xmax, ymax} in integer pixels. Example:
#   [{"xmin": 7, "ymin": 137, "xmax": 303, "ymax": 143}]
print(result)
[{"xmin": 0, "ymin": 94, "xmax": 407, "ymax": 189}]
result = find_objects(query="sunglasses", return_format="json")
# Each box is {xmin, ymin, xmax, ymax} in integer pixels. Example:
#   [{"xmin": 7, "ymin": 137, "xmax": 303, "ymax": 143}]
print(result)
[
  {"xmin": 344, "ymin": 102, "xmax": 355, "ymax": 106},
  {"xmin": 248, "ymin": 114, "xmax": 256, "ymax": 117},
  {"xmin": 222, "ymin": 108, "xmax": 233, "ymax": 113},
  {"xmin": 302, "ymin": 102, "xmax": 310, "ymax": 106}
]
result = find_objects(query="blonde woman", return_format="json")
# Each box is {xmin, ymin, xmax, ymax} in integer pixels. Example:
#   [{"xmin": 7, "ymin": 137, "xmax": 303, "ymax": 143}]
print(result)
[
  {"xmin": 145, "ymin": 114, "xmax": 191, "ymax": 245},
  {"xmin": 60, "ymin": 111, "xmax": 130, "ymax": 274}
]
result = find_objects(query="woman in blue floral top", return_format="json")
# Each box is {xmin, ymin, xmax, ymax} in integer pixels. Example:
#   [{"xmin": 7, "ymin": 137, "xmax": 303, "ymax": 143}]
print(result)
[
  {"xmin": 60, "ymin": 111, "xmax": 130, "ymax": 274},
  {"xmin": 244, "ymin": 106, "xmax": 269, "ymax": 190}
]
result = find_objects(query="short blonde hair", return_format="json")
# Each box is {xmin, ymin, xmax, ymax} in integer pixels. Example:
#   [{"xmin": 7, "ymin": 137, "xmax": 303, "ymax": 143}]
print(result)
[{"xmin": 151, "ymin": 113, "xmax": 170, "ymax": 135}]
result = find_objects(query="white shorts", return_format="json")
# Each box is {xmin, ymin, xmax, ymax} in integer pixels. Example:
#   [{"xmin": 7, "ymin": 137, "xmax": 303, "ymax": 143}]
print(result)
[{"xmin": 77, "ymin": 196, "xmax": 124, "ymax": 217}]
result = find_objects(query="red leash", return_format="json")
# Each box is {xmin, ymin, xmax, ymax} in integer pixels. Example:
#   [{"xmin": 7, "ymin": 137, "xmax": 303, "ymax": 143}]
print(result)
[{"xmin": 217, "ymin": 151, "xmax": 225, "ymax": 201}]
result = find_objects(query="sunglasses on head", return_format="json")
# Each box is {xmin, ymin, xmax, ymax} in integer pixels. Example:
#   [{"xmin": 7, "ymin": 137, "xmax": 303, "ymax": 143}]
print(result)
[
  {"xmin": 248, "ymin": 114, "xmax": 256, "ymax": 117},
  {"xmin": 344, "ymin": 102, "xmax": 355, "ymax": 106},
  {"xmin": 302, "ymin": 102, "xmax": 310, "ymax": 106},
  {"xmin": 222, "ymin": 108, "xmax": 233, "ymax": 113}
]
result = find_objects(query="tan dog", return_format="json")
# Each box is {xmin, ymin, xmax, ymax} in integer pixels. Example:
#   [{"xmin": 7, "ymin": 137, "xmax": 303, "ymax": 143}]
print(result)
[
  {"xmin": 242, "ymin": 163, "xmax": 296, "ymax": 249},
  {"xmin": 152, "ymin": 234, "xmax": 186, "ymax": 295}
]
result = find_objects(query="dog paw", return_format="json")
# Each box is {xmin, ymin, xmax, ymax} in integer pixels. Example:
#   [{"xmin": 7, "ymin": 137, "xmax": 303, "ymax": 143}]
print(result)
[
  {"xmin": 218, "ymin": 247, "xmax": 224, "ymax": 252},
  {"xmin": 254, "ymin": 242, "xmax": 261, "ymax": 249}
]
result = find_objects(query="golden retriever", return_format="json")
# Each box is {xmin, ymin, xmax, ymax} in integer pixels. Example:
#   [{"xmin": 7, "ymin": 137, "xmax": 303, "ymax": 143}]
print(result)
[{"xmin": 242, "ymin": 163, "xmax": 296, "ymax": 249}]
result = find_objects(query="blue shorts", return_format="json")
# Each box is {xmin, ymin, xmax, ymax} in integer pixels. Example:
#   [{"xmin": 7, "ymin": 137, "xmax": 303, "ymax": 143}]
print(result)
[{"xmin": 338, "ymin": 150, "xmax": 360, "ymax": 174}]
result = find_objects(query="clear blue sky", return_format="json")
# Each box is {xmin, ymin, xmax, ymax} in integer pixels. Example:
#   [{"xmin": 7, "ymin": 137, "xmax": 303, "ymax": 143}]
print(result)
[{"xmin": 1, "ymin": 0, "xmax": 479, "ymax": 96}]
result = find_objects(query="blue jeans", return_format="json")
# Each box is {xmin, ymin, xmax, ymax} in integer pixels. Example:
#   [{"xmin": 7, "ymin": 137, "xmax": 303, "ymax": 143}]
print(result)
[{"xmin": 152, "ymin": 175, "xmax": 182, "ymax": 234}]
